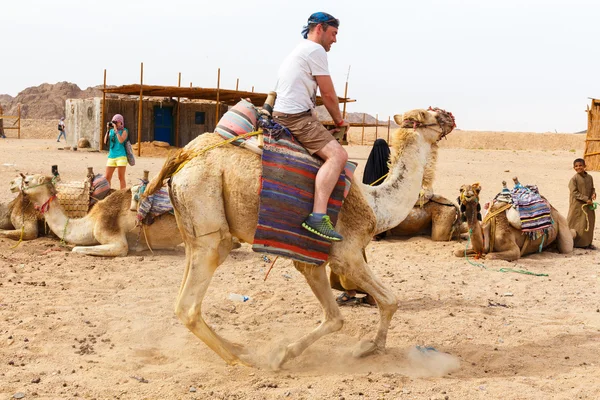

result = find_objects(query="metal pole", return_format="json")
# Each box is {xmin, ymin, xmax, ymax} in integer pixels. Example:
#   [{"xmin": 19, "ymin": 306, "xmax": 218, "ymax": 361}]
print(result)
[
  {"xmin": 215, "ymin": 68, "xmax": 221, "ymax": 124},
  {"xmin": 137, "ymin": 62, "xmax": 143, "ymax": 157},
  {"xmin": 100, "ymin": 69, "xmax": 106, "ymax": 150},
  {"xmin": 361, "ymin": 113, "xmax": 365, "ymax": 146},
  {"xmin": 176, "ymin": 72, "xmax": 181, "ymax": 147}
]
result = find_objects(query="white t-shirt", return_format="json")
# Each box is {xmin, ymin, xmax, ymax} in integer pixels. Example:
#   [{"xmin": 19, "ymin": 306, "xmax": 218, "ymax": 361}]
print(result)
[{"xmin": 274, "ymin": 40, "xmax": 330, "ymax": 114}]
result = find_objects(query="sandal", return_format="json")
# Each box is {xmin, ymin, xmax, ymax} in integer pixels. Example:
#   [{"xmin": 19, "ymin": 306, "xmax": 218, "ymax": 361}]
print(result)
[{"xmin": 336, "ymin": 292, "xmax": 359, "ymax": 305}]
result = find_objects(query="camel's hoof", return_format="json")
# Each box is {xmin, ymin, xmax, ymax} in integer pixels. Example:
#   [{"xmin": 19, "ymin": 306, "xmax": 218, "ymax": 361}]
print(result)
[
  {"xmin": 268, "ymin": 344, "xmax": 288, "ymax": 371},
  {"xmin": 352, "ymin": 339, "xmax": 378, "ymax": 358}
]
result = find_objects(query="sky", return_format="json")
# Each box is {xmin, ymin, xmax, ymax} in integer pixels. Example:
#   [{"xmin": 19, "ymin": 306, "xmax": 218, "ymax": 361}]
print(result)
[{"xmin": 2, "ymin": 0, "xmax": 599, "ymax": 132}]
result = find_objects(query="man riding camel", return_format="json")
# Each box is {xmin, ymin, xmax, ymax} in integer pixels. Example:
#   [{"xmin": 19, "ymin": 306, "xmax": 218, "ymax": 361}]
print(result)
[{"xmin": 273, "ymin": 12, "xmax": 350, "ymax": 241}]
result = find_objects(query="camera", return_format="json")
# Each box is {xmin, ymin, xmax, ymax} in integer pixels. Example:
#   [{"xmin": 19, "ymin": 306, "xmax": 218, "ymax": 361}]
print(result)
[{"xmin": 107, "ymin": 121, "xmax": 114, "ymax": 128}]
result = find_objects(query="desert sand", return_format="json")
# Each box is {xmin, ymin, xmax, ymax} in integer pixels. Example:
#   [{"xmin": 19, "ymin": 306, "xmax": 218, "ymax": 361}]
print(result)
[{"xmin": 1, "ymin": 129, "xmax": 599, "ymax": 399}]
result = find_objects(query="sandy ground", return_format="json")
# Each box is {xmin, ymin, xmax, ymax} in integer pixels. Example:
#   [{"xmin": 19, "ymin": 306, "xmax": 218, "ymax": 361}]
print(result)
[{"xmin": 1, "ymin": 133, "xmax": 599, "ymax": 400}]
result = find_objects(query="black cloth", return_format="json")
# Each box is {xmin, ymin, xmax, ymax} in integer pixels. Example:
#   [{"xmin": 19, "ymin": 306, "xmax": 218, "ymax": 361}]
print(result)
[{"xmin": 363, "ymin": 139, "xmax": 390, "ymax": 186}]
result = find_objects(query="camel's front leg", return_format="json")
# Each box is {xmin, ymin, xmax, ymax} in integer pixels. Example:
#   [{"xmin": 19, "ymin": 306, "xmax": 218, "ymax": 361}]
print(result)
[
  {"xmin": 269, "ymin": 261, "xmax": 344, "ymax": 370},
  {"xmin": 329, "ymin": 251, "xmax": 398, "ymax": 359},
  {"xmin": 71, "ymin": 239, "xmax": 128, "ymax": 257},
  {"xmin": 175, "ymin": 230, "xmax": 248, "ymax": 366}
]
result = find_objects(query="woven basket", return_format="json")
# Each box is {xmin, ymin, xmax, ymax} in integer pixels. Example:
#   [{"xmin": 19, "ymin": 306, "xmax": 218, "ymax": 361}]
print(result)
[{"xmin": 56, "ymin": 180, "xmax": 91, "ymax": 219}]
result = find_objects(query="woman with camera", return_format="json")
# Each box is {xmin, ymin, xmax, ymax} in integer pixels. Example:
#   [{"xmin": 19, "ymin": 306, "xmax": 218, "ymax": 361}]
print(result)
[{"xmin": 104, "ymin": 114, "xmax": 129, "ymax": 189}]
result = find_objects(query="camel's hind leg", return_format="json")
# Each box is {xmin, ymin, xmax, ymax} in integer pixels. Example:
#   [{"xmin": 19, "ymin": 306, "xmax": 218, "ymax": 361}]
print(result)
[
  {"xmin": 174, "ymin": 227, "xmax": 246, "ymax": 365},
  {"xmin": 269, "ymin": 261, "xmax": 344, "ymax": 370}
]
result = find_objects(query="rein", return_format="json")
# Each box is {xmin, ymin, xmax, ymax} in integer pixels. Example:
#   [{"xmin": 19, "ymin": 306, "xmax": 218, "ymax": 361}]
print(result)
[{"xmin": 35, "ymin": 194, "xmax": 57, "ymax": 214}]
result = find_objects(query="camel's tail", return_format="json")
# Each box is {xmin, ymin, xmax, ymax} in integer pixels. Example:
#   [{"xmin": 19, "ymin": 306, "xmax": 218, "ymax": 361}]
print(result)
[{"xmin": 145, "ymin": 148, "xmax": 194, "ymax": 196}]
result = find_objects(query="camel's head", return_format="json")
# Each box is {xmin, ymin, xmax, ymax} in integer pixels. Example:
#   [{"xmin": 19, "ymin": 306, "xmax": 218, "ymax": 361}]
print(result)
[
  {"xmin": 393, "ymin": 107, "xmax": 456, "ymax": 143},
  {"xmin": 20, "ymin": 174, "xmax": 57, "ymax": 200},
  {"xmin": 458, "ymin": 183, "xmax": 481, "ymax": 206},
  {"xmin": 458, "ymin": 183, "xmax": 482, "ymax": 222},
  {"xmin": 9, "ymin": 175, "xmax": 24, "ymax": 193}
]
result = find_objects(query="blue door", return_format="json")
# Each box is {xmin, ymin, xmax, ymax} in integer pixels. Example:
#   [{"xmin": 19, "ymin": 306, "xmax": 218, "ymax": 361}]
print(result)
[{"xmin": 154, "ymin": 106, "xmax": 173, "ymax": 144}]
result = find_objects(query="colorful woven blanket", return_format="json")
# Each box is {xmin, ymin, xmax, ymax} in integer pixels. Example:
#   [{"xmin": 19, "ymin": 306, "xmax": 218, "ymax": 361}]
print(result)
[
  {"xmin": 137, "ymin": 186, "xmax": 173, "ymax": 225},
  {"xmin": 252, "ymin": 133, "xmax": 357, "ymax": 265},
  {"xmin": 510, "ymin": 185, "xmax": 553, "ymax": 238},
  {"xmin": 215, "ymin": 100, "xmax": 357, "ymax": 265}
]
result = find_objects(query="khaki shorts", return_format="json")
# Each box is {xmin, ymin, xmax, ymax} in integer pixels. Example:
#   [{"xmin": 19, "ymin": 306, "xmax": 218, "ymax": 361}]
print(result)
[{"xmin": 273, "ymin": 110, "xmax": 335, "ymax": 155}]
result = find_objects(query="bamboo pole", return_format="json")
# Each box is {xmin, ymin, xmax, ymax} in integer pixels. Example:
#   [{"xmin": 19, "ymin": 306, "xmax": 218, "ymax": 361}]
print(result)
[
  {"xmin": 387, "ymin": 116, "xmax": 391, "ymax": 142},
  {"xmin": 100, "ymin": 69, "xmax": 106, "ymax": 150},
  {"xmin": 215, "ymin": 68, "xmax": 221, "ymax": 125},
  {"xmin": 342, "ymin": 81, "xmax": 349, "ymax": 119},
  {"xmin": 176, "ymin": 72, "xmax": 181, "ymax": 147},
  {"xmin": 361, "ymin": 113, "xmax": 366, "ymax": 146},
  {"xmin": 137, "ymin": 62, "xmax": 143, "ymax": 157},
  {"xmin": 17, "ymin": 104, "xmax": 20, "ymax": 139}
]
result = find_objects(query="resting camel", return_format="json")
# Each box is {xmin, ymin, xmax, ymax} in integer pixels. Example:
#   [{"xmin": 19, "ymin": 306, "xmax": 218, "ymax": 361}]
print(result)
[
  {"xmin": 454, "ymin": 183, "xmax": 573, "ymax": 261},
  {"xmin": 388, "ymin": 194, "xmax": 460, "ymax": 241},
  {"xmin": 20, "ymin": 175, "xmax": 183, "ymax": 256},
  {"xmin": 0, "ymin": 178, "xmax": 44, "ymax": 241},
  {"xmin": 144, "ymin": 107, "xmax": 456, "ymax": 369}
]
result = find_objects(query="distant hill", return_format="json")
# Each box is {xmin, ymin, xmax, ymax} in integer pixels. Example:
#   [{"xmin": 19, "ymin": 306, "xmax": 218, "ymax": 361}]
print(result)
[
  {"xmin": 316, "ymin": 105, "xmax": 399, "ymax": 127},
  {"xmin": 0, "ymin": 82, "xmax": 103, "ymax": 119}
]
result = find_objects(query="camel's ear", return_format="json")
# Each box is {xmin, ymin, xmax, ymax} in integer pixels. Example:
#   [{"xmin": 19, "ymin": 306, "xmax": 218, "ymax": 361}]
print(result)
[
  {"xmin": 36, "ymin": 175, "xmax": 46, "ymax": 185},
  {"xmin": 393, "ymin": 114, "xmax": 403, "ymax": 125}
]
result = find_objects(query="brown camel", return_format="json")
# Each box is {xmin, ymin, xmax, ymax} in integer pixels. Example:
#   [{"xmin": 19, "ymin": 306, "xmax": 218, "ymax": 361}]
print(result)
[
  {"xmin": 144, "ymin": 107, "xmax": 456, "ymax": 369},
  {"xmin": 453, "ymin": 183, "xmax": 573, "ymax": 261},
  {"xmin": 20, "ymin": 174, "xmax": 183, "ymax": 256},
  {"xmin": 0, "ymin": 177, "xmax": 45, "ymax": 241}
]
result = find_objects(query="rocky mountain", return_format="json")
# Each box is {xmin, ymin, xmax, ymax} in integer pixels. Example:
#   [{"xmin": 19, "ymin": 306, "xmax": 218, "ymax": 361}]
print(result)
[{"xmin": 1, "ymin": 82, "xmax": 103, "ymax": 119}]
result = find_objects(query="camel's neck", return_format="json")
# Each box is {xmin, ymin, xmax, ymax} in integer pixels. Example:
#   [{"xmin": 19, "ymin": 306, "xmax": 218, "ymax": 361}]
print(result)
[
  {"xmin": 40, "ymin": 194, "xmax": 96, "ymax": 245},
  {"xmin": 464, "ymin": 202, "xmax": 484, "ymax": 253},
  {"xmin": 361, "ymin": 132, "xmax": 433, "ymax": 234}
]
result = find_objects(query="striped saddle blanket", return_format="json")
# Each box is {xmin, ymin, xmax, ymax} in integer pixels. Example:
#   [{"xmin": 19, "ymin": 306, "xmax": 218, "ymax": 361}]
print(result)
[
  {"xmin": 252, "ymin": 134, "xmax": 357, "ymax": 265},
  {"xmin": 215, "ymin": 100, "xmax": 357, "ymax": 265},
  {"xmin": 511, "ymin": 185, "xmax": 553, "ymax": 238}
]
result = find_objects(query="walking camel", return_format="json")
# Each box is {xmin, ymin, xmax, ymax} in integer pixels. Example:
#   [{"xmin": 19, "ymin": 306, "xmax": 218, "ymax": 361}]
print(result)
[{"xmin": 145, "ymin": 107, "xmax": 456, "ymax": 369}]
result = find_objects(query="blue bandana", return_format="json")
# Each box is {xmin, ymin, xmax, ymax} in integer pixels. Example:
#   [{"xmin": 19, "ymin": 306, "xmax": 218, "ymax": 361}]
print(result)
[{"xmin": 301, "ymin": 12, "xmax": 339, "ymax": 39}]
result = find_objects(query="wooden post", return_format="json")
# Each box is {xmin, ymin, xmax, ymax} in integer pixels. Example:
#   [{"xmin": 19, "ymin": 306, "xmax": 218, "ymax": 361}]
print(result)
[
  {"xmin": 387, "ymin": 116, "xmax": 391, "ymax": 142},
  {"xmin": 137, "ymin": 62, "xmax": 143, "ymax": 157},
  {"xmin": 215, "ymin": 68, "xmax": 221, "ymax": 125},
  {"xmin": 17, "ymin": 104, "xmax": 20, "ymax": 139},
  {"xmin": 252, "ymin": 86, "xmax": 254, "ymax": 92},
  {"xmin": 361, "ymin": 113, "xmax": 366, "ymax": 146},
  {"xmin": 236, "ymin": 78, "xmax": 239, "ymax": 91},
  {"xmin": 375, "ymin": 113, "xmax": 378, "ymax": 140},
  {"xmin": 342, "ymin": 81, "xmax": 349, "ymax": 119},
  {"xmin": 176, "ymin": 72, "xmax": 181, "ymax": 147},
  {"xmin": 190, "ymin": 82, "xmax": 192, "ymax": 88},
  {"xmin": 100, "ymin": 69, "xmax": 106, "ymax": 150}
]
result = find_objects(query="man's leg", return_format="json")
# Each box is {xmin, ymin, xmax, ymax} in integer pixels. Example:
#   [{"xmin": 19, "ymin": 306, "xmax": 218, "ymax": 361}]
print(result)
[
  {"xmin": 313, "ymin": 140, "xmax": 348, "ymax": 213},
  {"xmin": 302, "ymin": 140, "xmax": 348, "ymax": 241}
]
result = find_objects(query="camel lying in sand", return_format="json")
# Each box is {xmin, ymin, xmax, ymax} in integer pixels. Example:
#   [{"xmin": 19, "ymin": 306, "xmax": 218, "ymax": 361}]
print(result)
[
  {"xmin": 454, "ymin": 183, "xmax": 573, "ymax": 261},
  {"xmin": 143, "ymin": 107, "xmax": 456, "ymax": 369},
  {"xmin": 0, "ymin": 178, "xmax": 44, "ymax": 241},
  {"xmin": 20, "ymin": 174, "xmax": 183, "ymax": 256}
]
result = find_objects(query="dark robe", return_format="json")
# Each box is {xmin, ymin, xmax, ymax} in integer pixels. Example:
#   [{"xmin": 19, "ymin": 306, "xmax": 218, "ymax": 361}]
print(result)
[
  {"xmin": 363, "ymin": 139, "xmax": 390, "ymax": 186},
  {"xmin": 567, "ymin": 172, "xmax": 596, "ymax": 248}
]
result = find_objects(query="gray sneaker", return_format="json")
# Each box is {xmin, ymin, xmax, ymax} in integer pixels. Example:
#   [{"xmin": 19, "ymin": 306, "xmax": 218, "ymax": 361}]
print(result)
[{"xmin": 302, "ymin": 214, "xmax": 343, "ymax": 241}]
